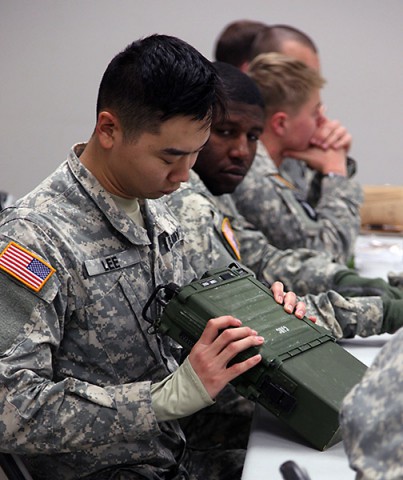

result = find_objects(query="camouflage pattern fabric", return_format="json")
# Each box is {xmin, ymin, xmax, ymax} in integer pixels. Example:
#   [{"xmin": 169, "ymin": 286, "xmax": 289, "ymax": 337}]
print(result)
[
  {"xmin": 0, "ymin": 145, "xmax": 248, "ymax": 479},
  {"xmin": 279, "ymin": 156, "xmax": 358, "ymax": 209},
  {"xmin": 167, "ymin": 170, "xmax": 384, "ymax": 340},
  {"xmin": 278, "ymin": 157, "xmax": 317, "ymax": 203},
  {"xmin": 340, "ymin": 328, "xmax": 403, "ymax": 479},
  {"xmin": 231, "ymin": 142, "xmax": 363, "ymax": 264}
]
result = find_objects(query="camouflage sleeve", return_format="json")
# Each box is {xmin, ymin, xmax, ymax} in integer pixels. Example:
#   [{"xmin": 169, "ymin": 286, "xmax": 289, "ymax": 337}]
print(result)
[
  {"xmin": 166, "ymin": 185, "xmax": 236, "ymax": 277},
  {"xmin": 340, "ymin": 329, "xmax": 403, "ymax": 478},
  {"xmin": 167, "ymin": 185, "xmax": 384, "ymax": 342},
  {"xmin": 299, "ymin": 291, "xmax": 383, "ymax": 339},
  {"xmin": 227, "ymin": 204, "xmax": 346, "ymax": 296},
  {"xmin": 168, "ymin": 173, "xmax": 348, "ymax": 297},
  {"xmin": 235, "ymin": 214, "xmax": 384, "ymax": 340},
  {"xmin": 0, "ymin": 216, "xmax": 163, "ymax": 455},
  {"xmin": 232, "ymin": 146, "xmax": 363, "ymax": 264},
  {"xmin": 167, "ymin": 181, "xmax": 341, "ymax": 297},
  {"xmin": 0, "ymin": 274, "xmax": 160, "ymax": 454}
]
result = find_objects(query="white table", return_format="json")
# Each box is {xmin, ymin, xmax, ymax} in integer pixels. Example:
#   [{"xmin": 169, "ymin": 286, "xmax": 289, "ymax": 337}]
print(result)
[
  {"xmin": 354, "ymin": 232, "xmax": 403, "ymax": 278},
  {"xmin": 242, "ymin": 233, "xmax": 403, "ymax": 480}
]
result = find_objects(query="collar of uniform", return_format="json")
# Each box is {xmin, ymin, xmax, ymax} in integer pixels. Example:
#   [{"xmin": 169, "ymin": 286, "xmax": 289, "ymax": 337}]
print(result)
[
  {"xmin": 67, "ymin": 144, "xmax": 151, "ymax": 246},
  {"xmin": 177, "ymin": 170, "xmax": 211, "ymax": 197},
  {"xmin": 145, "ymin": 199, "xmax": 184, "ymax": 255},
  {"xmin": 68, "ymin": 144, "xmax": 181, "ymax": 247},
  {"xmin": 253, "ymin": 141, "xmax": 297, "ymax": 189},
  {"xmin": 189, "ymin": 170, "xmax": 213, "ymax": 196},
  {"xmin": 181, "ymin": 170, "xmax": 238, "ymax": 225},
  {"xmin": 167, "ymin": 170, "xmax": 212, "ymax": 209},
  {"xmin": 254, "ymin": 141, "xmax": 279, "ymax": 177},
  {"xmin": 146, "ymin": 198, "xmax": 181, "ymax": 237}
]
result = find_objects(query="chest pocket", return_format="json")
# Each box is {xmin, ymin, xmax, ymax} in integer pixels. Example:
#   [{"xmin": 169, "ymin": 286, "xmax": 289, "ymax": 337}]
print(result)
[{"xmin": 60, "ymin": 250, "xmax": 173, "ymax": 385}]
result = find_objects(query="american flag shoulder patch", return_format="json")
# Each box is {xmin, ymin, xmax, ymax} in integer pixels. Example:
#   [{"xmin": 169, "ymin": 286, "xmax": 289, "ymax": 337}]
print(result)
[{"xmin": 0, "ymin": 241, "xmax": 56, "ymax": 292}]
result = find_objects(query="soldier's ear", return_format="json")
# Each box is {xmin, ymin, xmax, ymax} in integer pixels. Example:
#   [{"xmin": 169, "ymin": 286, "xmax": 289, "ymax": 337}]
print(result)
[
  {"xmin": 271, "ymin": 111, "xmax": 288, "ymax": 137},
  {"xmin": 96, "ymin": 111, "xmax": 121, "ymax": 149}
]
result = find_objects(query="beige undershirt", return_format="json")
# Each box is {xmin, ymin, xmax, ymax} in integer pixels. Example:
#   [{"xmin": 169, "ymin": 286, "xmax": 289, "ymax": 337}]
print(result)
[
  {"xmin": 111, "ymin": 194, "xmax": 145, "ymax": 228},
  {"xmin": 111, "ymin": 193, "xmax": 214, "ymax": 421}
]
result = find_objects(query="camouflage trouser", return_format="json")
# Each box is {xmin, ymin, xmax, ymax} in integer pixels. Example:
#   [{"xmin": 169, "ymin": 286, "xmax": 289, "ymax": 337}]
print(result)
[
  {"xmin": 181, "ymin": 384, "xmax": 255, "ymax": 480},
  {"xmin": 76, "ymin": 385, "xmax": 254, "ymax": 480}
]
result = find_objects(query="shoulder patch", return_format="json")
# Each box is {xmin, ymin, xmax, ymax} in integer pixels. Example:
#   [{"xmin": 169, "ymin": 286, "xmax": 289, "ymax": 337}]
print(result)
[
  {"xmin": 221, "ymin": 217, "xmax": 241, "ymax": 260},
  {"xmin": 0, "ymin": 241, "xmax": 56, "ymax": 292}
]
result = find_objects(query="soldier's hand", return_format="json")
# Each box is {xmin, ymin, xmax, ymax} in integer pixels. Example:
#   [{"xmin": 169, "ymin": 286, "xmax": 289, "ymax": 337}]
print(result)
[
  {"xmin": 310, "ymin": 118, "xmax": 352, "ymax": 152},
  {"xmin": 283, "ymin": 146, "xmax": 347, "ymax": 177},
  {"xmin": 188, "ymin": 315, "xmax": 264, "ymax": 399},
  {"xmin": 271, "ymin": 281, "xmax": 316, "ymax": 323}
]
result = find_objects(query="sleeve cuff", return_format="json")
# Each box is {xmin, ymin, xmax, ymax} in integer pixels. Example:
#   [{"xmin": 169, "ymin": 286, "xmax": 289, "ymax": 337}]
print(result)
[{"xmin": 151, "ymin": 357, "xmax": 215, "ymax": 422}]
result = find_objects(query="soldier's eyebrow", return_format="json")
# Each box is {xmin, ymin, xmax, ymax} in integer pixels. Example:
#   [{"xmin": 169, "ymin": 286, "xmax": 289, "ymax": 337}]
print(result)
[{"xmin": 161, "ymin": 140, "xmax": 209, "ymax": 157}]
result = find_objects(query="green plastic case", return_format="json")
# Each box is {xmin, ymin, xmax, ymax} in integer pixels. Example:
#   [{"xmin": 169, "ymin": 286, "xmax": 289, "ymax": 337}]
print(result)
[{"xmin": 151, "ymin": 263, "xmax": 367, "ymax": 450}]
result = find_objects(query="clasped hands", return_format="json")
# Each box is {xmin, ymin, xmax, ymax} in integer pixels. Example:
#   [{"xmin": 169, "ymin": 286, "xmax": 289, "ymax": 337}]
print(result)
[{"xmin": 284, "ymin": 118, "xmax": 352, "ymax": 176}]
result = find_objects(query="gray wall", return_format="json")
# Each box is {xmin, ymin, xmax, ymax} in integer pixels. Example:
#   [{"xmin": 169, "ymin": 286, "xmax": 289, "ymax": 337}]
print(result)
[{"xmin": 1, "ymin": 0, "xmax": 402, "ymax": 200}]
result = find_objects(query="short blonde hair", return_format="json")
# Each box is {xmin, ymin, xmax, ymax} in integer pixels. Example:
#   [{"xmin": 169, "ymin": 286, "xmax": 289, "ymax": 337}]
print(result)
[{"xmin": 248, "ymin": 52, "xmax": 325, "ymax": 116}]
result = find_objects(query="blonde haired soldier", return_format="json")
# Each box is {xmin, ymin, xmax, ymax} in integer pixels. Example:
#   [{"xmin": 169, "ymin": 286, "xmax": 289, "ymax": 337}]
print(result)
[
  {"xmin": 250, "ymin": 52, "xmax": 325, "ymax": 118},
  {"xmin": 232, "ymin": 53, "xmax": 362, "ymax": 263}
]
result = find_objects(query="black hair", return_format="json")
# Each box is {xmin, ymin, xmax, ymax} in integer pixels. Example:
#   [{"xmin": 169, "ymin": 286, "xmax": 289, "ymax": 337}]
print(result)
[
  {"xmin": 212, "ymin": 61, "xmax": 264, "ymax": 110},
  {"xmin": 96, "ymin": 34, "xmax": 226, "ymax": 140}
]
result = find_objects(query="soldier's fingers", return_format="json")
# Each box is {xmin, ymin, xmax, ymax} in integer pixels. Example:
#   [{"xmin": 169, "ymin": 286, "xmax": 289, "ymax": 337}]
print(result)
[
  {"xmin": 215, "ymin": 325, "xmax": 259, "ymax": 352},
  {"xmin": 322, "ymin": 126, "xmax": 348, "ymax": 149},
  {"xmin": 216, "ymin": 333, "xmax": 264, "ymax": 370},
  {"xmin": 198, "ymin": 316, "xmax": 242, "ymax": 345},
  {"xmin": 283, "ymin": 291, "xmax": 298, "ymax": 313},
  {"xmin": 294, "ymin": 301, "xmax": 307, "ymax": 319},
  {"xmin": 332, "ymin": 131, "xmax": 352, "ymax": 151},
  {"xmin": 189, "ymin": 327, "xmax": 263, "ymax": 398},
  {"xmin": 271, "ymin": 280, "xmax": 285, "ymax": 304},
  {"xmin": 224, "ymin": 352, "xmax": 263, "ymax": 384}
]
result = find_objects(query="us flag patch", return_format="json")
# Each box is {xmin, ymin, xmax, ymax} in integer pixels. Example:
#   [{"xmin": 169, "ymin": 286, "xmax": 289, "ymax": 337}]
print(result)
[{"xmin": 0, "ymin": 241, "xmax": 55, "ymax": 292}]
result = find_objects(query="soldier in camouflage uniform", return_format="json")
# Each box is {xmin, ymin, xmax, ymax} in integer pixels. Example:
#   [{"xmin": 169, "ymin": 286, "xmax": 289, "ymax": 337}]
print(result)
[
  {"xmin": 215, "ymin": 22, "xmax": 355, "ymax": 200},
  {"xmin": 340, "ymin": 327, "xmax": 403, "ymax": 479},
  {"xmin": 167, "ymin": 62, "xmax": 403, "ymax": 342},
  {"xmin": 0, "ymin": 36, "xmax": 306, "ymax": 480},
  {"xmin": 231, "ymin": 52, "xmax": 362, "ymax": 264}
]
